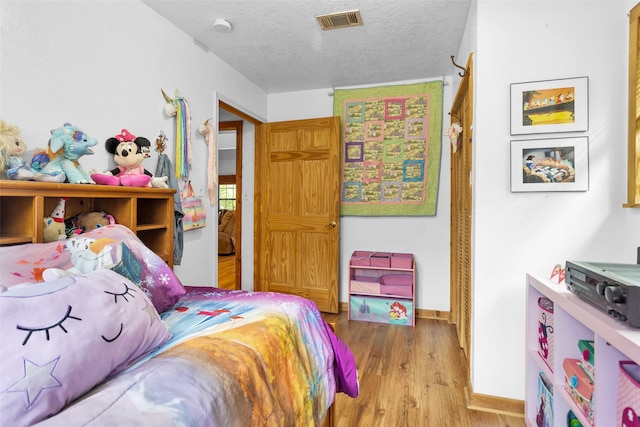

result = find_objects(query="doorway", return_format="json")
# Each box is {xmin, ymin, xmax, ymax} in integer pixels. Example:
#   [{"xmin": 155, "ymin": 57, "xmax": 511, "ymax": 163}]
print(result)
[{"xmin": 217, "ymin": 120, "xmax": 242, "ymax": 290}]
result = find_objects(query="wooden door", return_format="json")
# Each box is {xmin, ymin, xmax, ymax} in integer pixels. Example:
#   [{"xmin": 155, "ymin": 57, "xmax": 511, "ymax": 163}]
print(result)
[
  {"xmin": 256, "ymin": 116, "xmax": 340, "ymax": 313},
  {"xmin": 450, "ymin": 54, "xmax": 474, "ymax": 365}
]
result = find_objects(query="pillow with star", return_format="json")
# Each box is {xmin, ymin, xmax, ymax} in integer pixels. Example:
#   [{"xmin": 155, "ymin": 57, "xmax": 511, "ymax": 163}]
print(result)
[{"xmin": 0, "ymin": 269, "xmax": 171, "ymax": 425}]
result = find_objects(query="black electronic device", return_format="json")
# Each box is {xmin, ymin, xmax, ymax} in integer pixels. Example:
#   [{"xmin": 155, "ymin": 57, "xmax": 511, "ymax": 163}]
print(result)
[{"xmin": 566, "ymin": 261, "xmax": 640, "ymax": 328}]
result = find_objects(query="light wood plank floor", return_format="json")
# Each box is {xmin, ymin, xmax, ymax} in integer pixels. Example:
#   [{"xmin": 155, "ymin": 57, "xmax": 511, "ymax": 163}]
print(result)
[
  {"xmin": 217, "ymin": 254, "xmax": 236, "ymax": 290},
  {"xmin": 321, "ymin": 312, "xmax": 526, "ymax": 427}
]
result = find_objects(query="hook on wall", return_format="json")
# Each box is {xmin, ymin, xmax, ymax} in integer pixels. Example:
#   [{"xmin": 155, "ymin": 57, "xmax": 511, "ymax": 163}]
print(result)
[
  {"xmin": 155, "ymin": 130, "xmax": 168, "ymax": 153},
  {"xmin": 450, "ymin": 55, "xmax": 467, "ymax": 77}
]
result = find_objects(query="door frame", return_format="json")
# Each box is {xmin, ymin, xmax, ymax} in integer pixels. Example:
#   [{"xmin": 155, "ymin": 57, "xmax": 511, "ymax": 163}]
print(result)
[
  {"xmin": 218, "ymin": 120, "xmax": 243, "ymax": 289},
  {"xmin": 219, "ymin": 101, "xmax": 263, "ymax": 289}
]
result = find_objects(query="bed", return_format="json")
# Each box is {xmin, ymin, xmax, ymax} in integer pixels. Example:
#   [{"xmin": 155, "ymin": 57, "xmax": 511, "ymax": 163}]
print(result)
[{"xmin": 0, "ymin": 224, "xmax": 358, "ymax": 426}]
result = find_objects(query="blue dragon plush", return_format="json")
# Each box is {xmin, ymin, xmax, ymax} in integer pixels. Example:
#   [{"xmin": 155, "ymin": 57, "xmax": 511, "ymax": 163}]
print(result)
[{"xmin": 33, "ymin": 123, "xmax": 98, "ymax": 184}]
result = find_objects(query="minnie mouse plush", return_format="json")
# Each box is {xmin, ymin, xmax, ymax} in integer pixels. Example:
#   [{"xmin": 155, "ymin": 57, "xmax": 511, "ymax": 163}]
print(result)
[{"xmin": 91, "ymin": 129, "xmax": 168, "ymax": 188}]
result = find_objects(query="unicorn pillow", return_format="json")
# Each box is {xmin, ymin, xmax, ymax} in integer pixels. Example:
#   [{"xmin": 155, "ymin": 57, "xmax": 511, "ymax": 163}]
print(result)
[{"xmin": 0, "ymin": 269, "xmax": 171, "ymax": 425}]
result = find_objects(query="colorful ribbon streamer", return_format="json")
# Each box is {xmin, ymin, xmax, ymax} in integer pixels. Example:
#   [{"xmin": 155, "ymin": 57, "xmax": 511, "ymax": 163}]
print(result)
[{"xmin": 174, "ymin": 97, "xmax": 192, "ymax": 179}]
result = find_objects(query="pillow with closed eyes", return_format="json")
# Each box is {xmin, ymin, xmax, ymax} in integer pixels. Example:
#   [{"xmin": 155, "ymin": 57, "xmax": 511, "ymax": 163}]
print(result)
[{"xmin": 0, "ymin": 269, "xmax": 171, "ymax": 426}]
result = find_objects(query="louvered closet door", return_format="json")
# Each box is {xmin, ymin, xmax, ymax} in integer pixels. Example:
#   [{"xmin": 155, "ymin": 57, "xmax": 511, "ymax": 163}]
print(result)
[{"xmin": 450, "ymin": 54, "xmax": 473, "ymax": 366}]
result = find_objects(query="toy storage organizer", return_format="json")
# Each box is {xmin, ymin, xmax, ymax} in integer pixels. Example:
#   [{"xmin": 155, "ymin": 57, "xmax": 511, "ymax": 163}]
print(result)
[
  {"xmin": 348, "ymin": 251, "xmax": 415, "ymax": 327},
  {"xmin": 525, "ymin": 273, "xmax": 640, "ymax": 427}
]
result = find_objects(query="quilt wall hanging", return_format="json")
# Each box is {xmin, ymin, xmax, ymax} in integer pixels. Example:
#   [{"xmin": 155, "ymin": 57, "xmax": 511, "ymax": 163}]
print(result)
[{"xmin": 333, "ymin": 81, "xmax": 443, "ymax": 216}]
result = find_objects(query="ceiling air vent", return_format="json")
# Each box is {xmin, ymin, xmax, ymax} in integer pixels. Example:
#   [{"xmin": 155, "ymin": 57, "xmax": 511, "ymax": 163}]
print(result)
[{"xmin": 316, "ymin": 10, "xmax": 363, "ymax": 31}]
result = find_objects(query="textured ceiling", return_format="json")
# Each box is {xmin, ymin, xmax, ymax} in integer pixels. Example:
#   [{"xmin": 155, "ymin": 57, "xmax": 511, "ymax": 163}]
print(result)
[{"xmin": 142, "ymin": 0, "xmax": 472, "ymax": 94}]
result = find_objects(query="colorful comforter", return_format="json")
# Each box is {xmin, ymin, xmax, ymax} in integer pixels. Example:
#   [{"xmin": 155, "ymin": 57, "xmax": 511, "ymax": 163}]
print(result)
[{"xmin": 35, "ymin": 288, "xmax": 357, "ymax": 427}]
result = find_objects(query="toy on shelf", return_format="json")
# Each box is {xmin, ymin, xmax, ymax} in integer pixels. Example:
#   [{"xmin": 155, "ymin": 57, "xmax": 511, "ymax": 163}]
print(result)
[
  {"xmin": 65, "ymin": 211, "xmax": 116, "ymax": 237},
  {"xmin": 0, "ymin": 120, "xmax": 65, "ymax": 182},
  {"xmin": 91, "ymin": 129, "xmax": 168, "ymax": 188},
  {"xmin": 43, "ymin": 217, "xmax": 66, "ymax": 242},
  {"xmin": 31, "ymin": 123, "xmax": 98, "ymax": 184},
  {"xmin": 43, "ymin": 198, "xmax": 68, "ymax": 243}
]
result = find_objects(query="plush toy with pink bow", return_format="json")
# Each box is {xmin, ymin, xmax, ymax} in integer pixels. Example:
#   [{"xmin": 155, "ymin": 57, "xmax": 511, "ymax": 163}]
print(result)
[{"xmin": 91, "ymin": 129, "xmax": 168, "ymax": 188}]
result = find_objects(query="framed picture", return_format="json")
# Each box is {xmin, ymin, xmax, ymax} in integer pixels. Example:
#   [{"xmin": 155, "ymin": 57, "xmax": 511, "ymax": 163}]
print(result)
[
  {"xmin": 510, "ymin": 136, "xmax": 589, "ymax": 192},
  {"xmin": 510, "ymin": 77, "xmax": 588, "ymax": 135}
]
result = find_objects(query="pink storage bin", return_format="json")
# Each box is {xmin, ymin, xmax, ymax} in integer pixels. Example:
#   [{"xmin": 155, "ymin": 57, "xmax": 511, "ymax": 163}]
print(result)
[
  {"xmin": 537, "ymin": 297, "xmax": 554, "ymax": 372},
  {"xmin": 371, "ymin": 252, "xmax": 391, "ymax": 267},
  {"xmin": 380, "ymin": 284, "xmax": 412, "ymax": 297},
  {"xmin": 617, "ymin": 361, "xmax": 640, "ymax": 427},
  {"xmin": 379, "ymin": 274, "xmax": 412, "ymax": 297},
  {"xmin": 379, "ymin": 274, "xmax": 412, "ymax": 286},
  {"xmin": 351, "ymin": 280, "xmax": 381, "ymax": 294},
  {"xmin": 351, "ymin": 250, "xmax": 372, "ymax": 266},
  {"xmin": 391, "ymin": 253, "xmax": 413, "ymax": 269}
]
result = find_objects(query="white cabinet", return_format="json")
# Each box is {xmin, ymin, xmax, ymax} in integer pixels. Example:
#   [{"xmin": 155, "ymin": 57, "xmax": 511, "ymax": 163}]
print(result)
[{"xmin": 525, "ymin": 273, "xmax": 640, "ymax": 426}]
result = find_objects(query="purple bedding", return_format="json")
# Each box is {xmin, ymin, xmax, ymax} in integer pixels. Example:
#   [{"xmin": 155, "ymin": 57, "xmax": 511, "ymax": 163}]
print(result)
[
  {"xmin": 29, "ymin": 287, "xmax": 358, "ymax": 426},
  {"xmin": 1, "ymin": 226, "xmax": 358, "ymax": 426}
]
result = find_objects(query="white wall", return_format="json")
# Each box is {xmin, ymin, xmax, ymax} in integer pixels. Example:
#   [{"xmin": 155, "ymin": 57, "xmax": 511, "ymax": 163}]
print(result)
[
  {"xmin": 467, "ymin": 0, "xmax": 640, "ymax": 400},
  {"xmin": 268, "ymin": 79, "xmax": 454, "ymax": 313},
  {"xmin": 0, "ymin": 0, "xmax": 268, "ymax": 286}
]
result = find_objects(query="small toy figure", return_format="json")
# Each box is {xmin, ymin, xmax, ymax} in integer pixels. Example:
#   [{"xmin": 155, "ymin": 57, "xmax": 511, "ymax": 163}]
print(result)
[
  {"xmin": 91, "ymin": 129, "xmax": 168, "ymax": 188},
  {"xmin": 0, "ymin": 120, "xmax": 65, "ymax": 182}
]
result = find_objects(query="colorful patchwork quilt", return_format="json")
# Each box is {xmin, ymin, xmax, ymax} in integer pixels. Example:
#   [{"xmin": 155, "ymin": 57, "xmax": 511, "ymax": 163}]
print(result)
[{"xmin": 333, "ymin": 81, "xmax": 443, "ymax": 216}]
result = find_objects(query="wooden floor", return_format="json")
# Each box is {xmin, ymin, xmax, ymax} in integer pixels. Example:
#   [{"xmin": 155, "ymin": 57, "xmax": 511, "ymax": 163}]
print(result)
[
  {"xmin": 217, "ymin": 256, "xmax": 525, "ymax": 426},
  {"xmin": 217, "ymin": 254, "xmax": 236, "ymax": 290},
  {"xmin": 321, "ymin": 311, "xmax": 526, "ymax": 427}
]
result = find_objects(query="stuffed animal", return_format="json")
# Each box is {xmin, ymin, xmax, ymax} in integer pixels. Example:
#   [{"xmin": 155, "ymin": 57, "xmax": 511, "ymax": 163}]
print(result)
[
  {"xmin": 42, "ymin": 235, "xmax": 142, "ymax": 284},
  {"xmin": 32, "ymin": 123, "xmax": 98, "ymax": 184},
  {"xmin": 0, "ymin": 120, "xmax": 65, "ymax": 182},
  {"xmin": 43, "ymin": 236, "xmax": 120, "ymax": 279},
  {"xmin": 43, "ymin": 217, "xmax": 67, "ymax": 243},
  {"xmin": 91, "ymin": 129, "xmax": 168, "ymax": 188},
  {"xmin": 43, "ymin": 198, "xmax": 68, "ymax": 243},
  {"xmin": 65, "ymin": 211, "xmax": 115, "ymax": 236}
]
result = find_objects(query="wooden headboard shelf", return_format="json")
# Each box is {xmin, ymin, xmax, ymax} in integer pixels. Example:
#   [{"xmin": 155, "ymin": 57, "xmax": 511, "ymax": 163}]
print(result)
[{"xmin": 0, "ymin": 181, "xmax": 176, "ymax": 268}]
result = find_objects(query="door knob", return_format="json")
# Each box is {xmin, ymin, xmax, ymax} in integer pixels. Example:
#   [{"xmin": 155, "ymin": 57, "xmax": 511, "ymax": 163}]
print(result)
[{"xmin": 328, "ymin": 221, "xmax": 337, "ymax": 228}]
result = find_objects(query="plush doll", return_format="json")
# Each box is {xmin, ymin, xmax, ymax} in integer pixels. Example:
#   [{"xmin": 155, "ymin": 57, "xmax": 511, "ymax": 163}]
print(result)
[
  {"xmin": 32, "ymin": 123, "xmax": 98, "ymax": 184},
  {"xmin": 42, "ymin": 235, "xmax": 142, "ymax": 284},
  {"xmin": 43, "ymin": 198, "xmax": 68, "ymax": 243},
  {"xmin": 65, "ymin": 211, "xmax": 115, "ymax": 236},
  {"xmin": 43, "ymin": 217, "xmax": 67, "ymax": 242},
  {"xmin": 0, "ymin": 120, "xmax": 65, "ymax": 182},
  {"xmin": 91, "ymin": 129, "xmax": 168, "ymax": 188}
]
